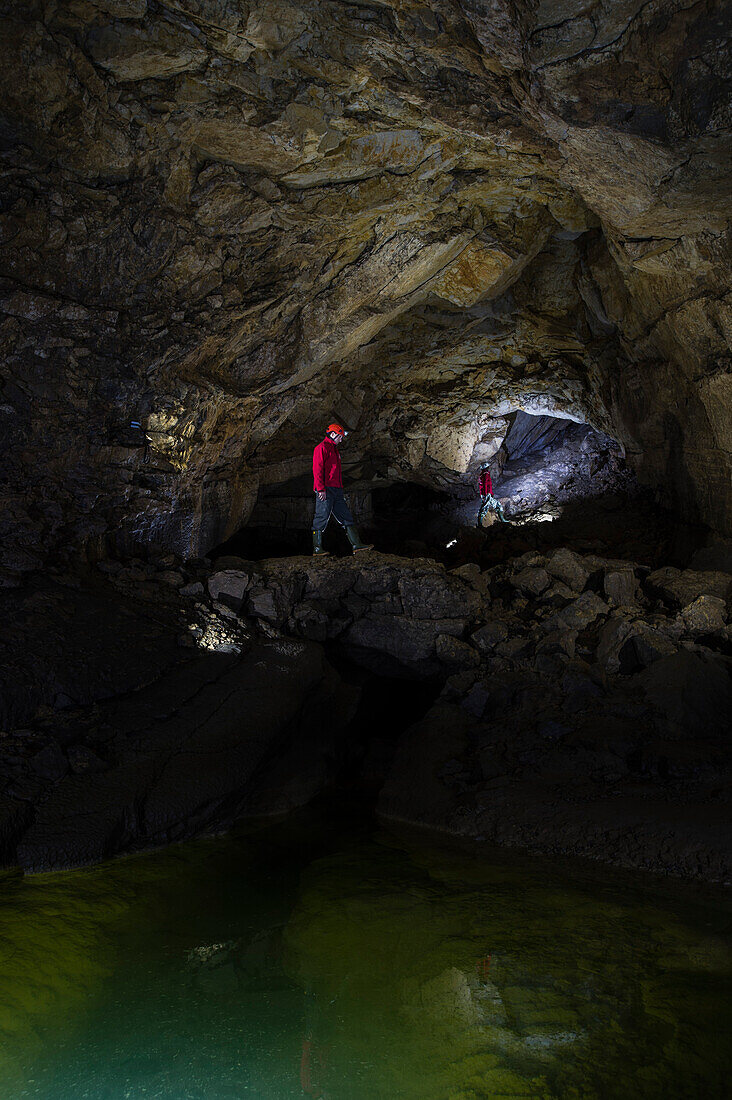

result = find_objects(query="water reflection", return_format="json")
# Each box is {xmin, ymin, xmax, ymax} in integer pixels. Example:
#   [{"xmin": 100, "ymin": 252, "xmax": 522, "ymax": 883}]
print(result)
[{"xmin": 0, "ymin": 810, "xmax": 729, "ymax": 1098}]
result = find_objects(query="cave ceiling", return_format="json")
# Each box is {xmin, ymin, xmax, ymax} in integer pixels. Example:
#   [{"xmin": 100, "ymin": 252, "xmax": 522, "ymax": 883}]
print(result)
[{"xmin": 0, "ymin": 0, "xmax": 730, "ymax": 567}]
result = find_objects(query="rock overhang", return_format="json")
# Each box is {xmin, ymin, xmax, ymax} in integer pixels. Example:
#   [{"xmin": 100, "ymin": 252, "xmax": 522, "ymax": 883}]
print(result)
[{"xmin": 0, "ymin": 0, "xmax": 730, "ymax": 575}]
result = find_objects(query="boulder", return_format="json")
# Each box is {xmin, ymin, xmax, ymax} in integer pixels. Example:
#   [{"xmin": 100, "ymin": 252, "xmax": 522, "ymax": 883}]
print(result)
[
  {"xmin": 398, "ymin": 572, "xmax": 480, "ymax": 620},
  {"xmin": 536, "ymin": 629, "xmax": 576, "ymax": 659},
  {"xmin": 646, "ymin": 568, "xmax": 732, "ymax": 609},
  {"xmin": 541, "ymin": 580, "xmax": 576, "ymax": 604},
  {"xmin": 180, "ymin": 581, "xmax": 204, "ymax": 597},
  {"xmin": 247, "ymin": 587, "xmax": 279, "ymax": 621},
  {"xmin": 207, "ymin": 569, "xmax": 252, "ymax": 610},
  {"xmin": 294, "ymin": 598, "xmax": 351, "ymax": 641},
  {"xmin": 604, "ymin": 568, "xmax": 639, "ymax": 607},
  {"xmin": 344, "ymin": 614, "xmax": 465, "ymax": 664},
  {"xmin": 369, "ymin": 592, "xmax": 404, "ymax": 615},
  {"xmin": 620, "ymin": 622, "xmax": 678, "ymax": 672},
  {"xmin": 450, "ymin": 562, "xmax": 491, "ymax": 595},
  {"xmin": 681, "ymin": 595, "xmax": 727, "ymax": 635},
  {"xmin": 596, "ymin": 615, "xmax": 636, "ymax": 673},
  {"xmin": 545, "ymin": 548, "xmax": 590, "ymax": 592},
  {"xmin": 471, "ymin": 621, "xmax": 509, "ymax": 651},
  {"xmin": 292, "ymin": 600, "xmax": 331, "ymax": 642},
  {"xmin": 495, "ymin": 635, "xmax": 530, "ymax": 659},
  {"xmin": 510, "ymin": 566, "xmax": 550, "ymax": 596},
  {"xmin": 304, "ymin": 562, "xmax": 359, "ymax": 600},
  {"xmin": 435, "ymin": 634, "xmax": 480, "ymax": 669},
  {"xmin": 353, "ymin": 564, "xmax": 399, "ymax": 597},
  {"xmin": 543, "ymin": 591, "xmax": 608, "ymax": 634},
  {"xmin": 450, "ymin": 563, "xmax": 481, "ymax": 580},
  {"xmin": 158, "ymin": 570, "xmax": 185, "ymax": 587}
]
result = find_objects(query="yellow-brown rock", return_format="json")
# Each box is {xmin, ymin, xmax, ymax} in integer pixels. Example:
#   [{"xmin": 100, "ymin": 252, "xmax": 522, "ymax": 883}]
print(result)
[{"xmin": 0, "ymin": 0, "xmax": 729, "ymax": 570}]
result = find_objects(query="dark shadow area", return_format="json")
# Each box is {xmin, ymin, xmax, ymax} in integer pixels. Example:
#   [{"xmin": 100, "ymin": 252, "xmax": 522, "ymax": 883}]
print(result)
[
  {"xmin": 215, "ymin": 524, "xmax": 311, "ymax": 560},
  {"xmin": 458, "ymin": 493, "xmax": 715, "ymax": 571},
  {"xmin": 324, "ymin": 646, "xmax": 444, "ymax": 799},
  {"xmin": 368, "ymin": 481, "xmax": 456, "ymax": 560}
]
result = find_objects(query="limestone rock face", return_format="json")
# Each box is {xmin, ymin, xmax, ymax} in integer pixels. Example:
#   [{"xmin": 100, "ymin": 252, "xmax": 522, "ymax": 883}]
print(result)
[{"xmin": 1, "ymin": 0, "xmax": 730, "ymax": 572}]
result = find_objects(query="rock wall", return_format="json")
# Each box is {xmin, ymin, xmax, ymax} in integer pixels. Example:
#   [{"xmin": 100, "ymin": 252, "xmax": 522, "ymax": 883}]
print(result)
[
  {"xmin": 0, "ymin": 564, "xmax": 357, "ymax": 871},
  {"xmin": 2, "ymin": 544, "xmax": 730, "ymax": 876},
  {"xmin": 204, "ymin": 548, "xmax": 732, "ymax": 879},
  {"xmin": 1, "ymin": 0, "xmax": 730, "ymax": 578}
]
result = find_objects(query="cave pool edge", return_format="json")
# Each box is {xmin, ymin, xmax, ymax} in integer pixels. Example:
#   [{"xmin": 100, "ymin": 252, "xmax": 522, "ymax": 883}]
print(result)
[{"xmin": 0, "ymin": 798, "xmax": 729, "ymax": 1099}]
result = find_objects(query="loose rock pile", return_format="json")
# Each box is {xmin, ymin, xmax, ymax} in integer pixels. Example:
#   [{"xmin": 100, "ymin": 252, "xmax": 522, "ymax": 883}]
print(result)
[{"xmin": 207, "ymin": 547, "xmax": 731, "ymax": 672}]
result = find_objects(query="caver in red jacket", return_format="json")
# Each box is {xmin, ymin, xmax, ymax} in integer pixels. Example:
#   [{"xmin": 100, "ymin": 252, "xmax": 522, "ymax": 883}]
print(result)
[
  {"xmin": 313, "ymin": 436, "xmax": 343, "ymax": 492},
  {"xmin": 478, "ymin": 469, "xmax": 493, "ymax": 496}
]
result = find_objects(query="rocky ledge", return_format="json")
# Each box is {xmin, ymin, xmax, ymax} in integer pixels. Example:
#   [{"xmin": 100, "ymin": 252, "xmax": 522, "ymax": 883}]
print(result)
[
  {"xmin": 209, "ymin": 548, "xmax": 732, "ymax": 882},
  {"xmin": 1, "ymin": 546, "xmax": 731, "ymax": 879}
]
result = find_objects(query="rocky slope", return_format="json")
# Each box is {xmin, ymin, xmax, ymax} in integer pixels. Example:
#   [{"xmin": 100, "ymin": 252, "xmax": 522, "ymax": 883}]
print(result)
[
  {"xmin": 1, "ymin": 0, "xmax": 730, "ymax": 580},
  {"xmin": 2, "ymin": 545, "xmax": 729, "ymax": 878}
]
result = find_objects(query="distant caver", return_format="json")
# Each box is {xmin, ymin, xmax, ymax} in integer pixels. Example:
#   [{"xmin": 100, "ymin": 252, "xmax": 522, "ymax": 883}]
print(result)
[{"xmin": 477, "ymin": 463, "xmax": 509, "ymax": 527}]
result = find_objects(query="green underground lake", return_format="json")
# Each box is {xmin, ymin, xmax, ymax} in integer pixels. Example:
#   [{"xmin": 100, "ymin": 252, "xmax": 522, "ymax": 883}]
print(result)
[{"xmin": 0, "ymin": 803, "xmax": 729, "ymax": 1100}]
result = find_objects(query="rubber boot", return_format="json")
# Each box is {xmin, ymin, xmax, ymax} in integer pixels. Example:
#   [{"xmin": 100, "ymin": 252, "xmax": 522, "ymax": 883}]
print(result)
[
  {"xmin": 312, "ymin": 529, "xmax": 330, "ymax": 556},
  {"xmin": 345, "ymin": 526, "xmax": 373, "ymax": 553}
]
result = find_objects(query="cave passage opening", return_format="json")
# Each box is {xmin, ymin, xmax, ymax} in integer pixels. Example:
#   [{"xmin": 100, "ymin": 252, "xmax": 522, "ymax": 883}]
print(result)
[
  {"xmin": 492, "ymin": 410, "xmax": 633, "ymax": 519},
  {"xmin": 212, "ymin": 411, "xmax": 711, "ymax": 570},
  {"xmin": 368, "ymin": 410, "xmax": 643, "ymax": 561}
]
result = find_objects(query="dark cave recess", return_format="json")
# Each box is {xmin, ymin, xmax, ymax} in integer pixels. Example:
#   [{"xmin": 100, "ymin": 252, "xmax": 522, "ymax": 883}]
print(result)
[{"xmin": 213, "ymin": 488, "xmax": 714, "ymax": 573}]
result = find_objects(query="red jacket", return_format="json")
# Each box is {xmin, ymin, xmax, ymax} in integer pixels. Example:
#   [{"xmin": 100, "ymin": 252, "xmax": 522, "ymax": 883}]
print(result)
[
  {"xmin": 478, "ymin": 469, "xmax": 493, "ymax": 496},
  {"xmin": 313, "ymin": 437, "xmax": 343, "ymax": 491}
]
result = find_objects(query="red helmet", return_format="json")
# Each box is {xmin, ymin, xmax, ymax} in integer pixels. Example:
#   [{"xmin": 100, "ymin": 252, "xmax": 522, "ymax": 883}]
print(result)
[{"xmin": 326, "ymin": 423, "xmax": 346, "ymax": 436}]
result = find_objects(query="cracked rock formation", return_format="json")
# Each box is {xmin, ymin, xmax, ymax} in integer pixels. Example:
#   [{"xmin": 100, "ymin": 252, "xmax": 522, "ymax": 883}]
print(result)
[{"xmin": 1, "ymin": 0, "xmax": 730, "ymax": 579}]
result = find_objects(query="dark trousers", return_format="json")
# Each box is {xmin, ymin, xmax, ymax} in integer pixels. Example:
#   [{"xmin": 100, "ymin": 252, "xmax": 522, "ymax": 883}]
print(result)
[
  {"xmin": 313, "ymin": 487, "xmax": 355, "ymax": 532},
  {"xmin": 478, "ymin": 494, "xmax": 506, "ymax": 523}
]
